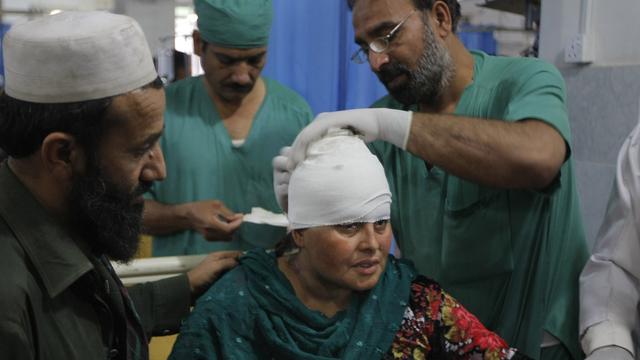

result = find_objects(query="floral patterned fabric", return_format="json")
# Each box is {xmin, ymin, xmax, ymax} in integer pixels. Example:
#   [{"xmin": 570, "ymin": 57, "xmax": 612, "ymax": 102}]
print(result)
[{"xmin": 386, "ymin": 276, "xmax": 531, "ymax": 360}]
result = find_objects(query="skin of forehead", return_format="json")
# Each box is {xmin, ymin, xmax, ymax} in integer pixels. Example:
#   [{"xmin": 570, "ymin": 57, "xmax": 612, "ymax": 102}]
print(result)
[{"xmin": 353, "ymin": 0, "xmax": 416, "ymax": 44}]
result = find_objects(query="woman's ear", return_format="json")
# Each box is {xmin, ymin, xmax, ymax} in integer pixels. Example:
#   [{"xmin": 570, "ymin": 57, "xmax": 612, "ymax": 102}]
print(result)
[
  {"xmin": 40, "ymin": 132, "xmax": 84, "ymax": 181},
  {"xmin": 292, "ymin": 229, "xmax": 305, "ymax": 249}
]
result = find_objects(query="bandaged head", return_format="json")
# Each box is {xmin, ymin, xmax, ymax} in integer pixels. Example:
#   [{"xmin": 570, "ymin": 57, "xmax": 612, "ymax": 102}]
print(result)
[
  {"xmin": 287, "ymin": 130, "xmax": 391, "ymax": 230},
  {"xmin": 194, "ymin": 0, "xmax": 272, "ymax": 48}
]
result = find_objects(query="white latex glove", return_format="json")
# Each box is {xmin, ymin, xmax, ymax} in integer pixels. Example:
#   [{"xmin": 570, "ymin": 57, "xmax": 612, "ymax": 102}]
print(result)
[
  {"xmin": 272, "ymin": 146, "xmax": 291, "ymax": 212},
  {"xmin": 288, "ymin": 108, "xmax": 413, "ymax": 168},
  {"xmin": 585, "ymin": 346, "xmax": 634, "ymax": 360}
]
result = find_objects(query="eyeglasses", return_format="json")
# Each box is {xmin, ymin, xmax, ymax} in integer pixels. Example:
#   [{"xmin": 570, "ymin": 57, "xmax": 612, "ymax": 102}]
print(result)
[{"xmin": 351, "ymin": 10, "xmax": 416, "ymax": 64}]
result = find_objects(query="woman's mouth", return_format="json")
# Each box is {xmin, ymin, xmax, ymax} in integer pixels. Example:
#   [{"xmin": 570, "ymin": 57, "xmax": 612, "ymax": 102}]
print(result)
[{"xmin": 353, "ymin": 258, "xmax": 381, "ymax": 275}]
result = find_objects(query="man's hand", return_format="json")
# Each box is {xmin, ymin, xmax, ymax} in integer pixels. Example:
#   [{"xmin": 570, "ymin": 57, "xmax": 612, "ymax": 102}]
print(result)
[
  {"xmin": 183, "ymin": 200, "xmax": 243, "ymax": 241},
  {"xmin": 273, "ymin": 146, "xmax": 291, "ymax": 212},
  {"xmin": 585, "ymin": 346, "xmax": 634, "ymax": 360},
  {"xmin": 186, "ymin": 250, "xmax": 241, "ymax": 300},
  {"xmin": 288, "ymin": 108, "xmax": 412, "ymax": 168}
]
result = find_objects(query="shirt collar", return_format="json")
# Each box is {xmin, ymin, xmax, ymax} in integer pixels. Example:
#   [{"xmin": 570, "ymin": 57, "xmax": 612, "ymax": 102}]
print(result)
[{"xmin": 0, "ymin": 163, "xmax": 93, "ymax": 298}]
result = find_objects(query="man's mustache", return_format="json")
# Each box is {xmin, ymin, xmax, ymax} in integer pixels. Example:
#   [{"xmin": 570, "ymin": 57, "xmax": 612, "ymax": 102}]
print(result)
[
  {"xmin": 224, "ymin": 83, "xmax": 253, "ymax": 94},
  {"xmin": 377, "ymin": 62, "xmax": 410, "ymax": 84},
  {"xmin": 132, "ymin": 181, "xmax": 152, "ymax": 198}
]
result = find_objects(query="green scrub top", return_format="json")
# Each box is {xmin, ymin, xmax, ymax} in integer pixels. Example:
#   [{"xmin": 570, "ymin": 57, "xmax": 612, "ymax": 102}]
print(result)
[
  {"xmin": 149, "ymin": 76, "xmax": 312, "ymax": 256},
  {"xmin": 370, "ymin": 51, "xmax": 588, "ymax": 360}
]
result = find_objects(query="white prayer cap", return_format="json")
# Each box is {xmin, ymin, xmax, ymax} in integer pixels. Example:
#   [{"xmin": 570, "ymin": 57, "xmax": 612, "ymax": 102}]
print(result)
[
  {"xmin": 288, "ymin": 130, "xmax": 391, "ymax": 230},
  {"xmin": 3, "ymin": 11, "xmax": 157, "ymax": 103}
]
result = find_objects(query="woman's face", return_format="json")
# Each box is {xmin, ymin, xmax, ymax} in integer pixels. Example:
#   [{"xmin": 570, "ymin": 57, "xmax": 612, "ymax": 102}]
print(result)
[{"xmin": 294, "ymin": 220, "xmax": 392, "ymax": 292}]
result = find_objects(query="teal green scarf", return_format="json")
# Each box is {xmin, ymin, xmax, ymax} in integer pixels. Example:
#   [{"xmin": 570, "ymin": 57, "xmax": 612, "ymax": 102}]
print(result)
[
  {"xmin": 170, "ymin": 249, "xmax": 416, "ymax": 359},
  {"xmin": 242, "ymin": 249, "xmax": 416, "ymax": 359}
]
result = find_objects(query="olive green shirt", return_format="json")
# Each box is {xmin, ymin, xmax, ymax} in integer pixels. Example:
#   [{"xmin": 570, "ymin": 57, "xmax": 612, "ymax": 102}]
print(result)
[
  {"xmin": 370, "ymin": 51, "xmax": 588, "ymax": 359},
  {"xmin": 0, "ymin": 163, "xmax": 191, "ymax": 360}
]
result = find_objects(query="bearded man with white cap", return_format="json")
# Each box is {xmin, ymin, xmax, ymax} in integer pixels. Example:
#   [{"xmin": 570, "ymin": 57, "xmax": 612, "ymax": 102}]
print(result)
[
  {"xmin": 0, "ymin": 11, "xmax": 239, "ymax": 360},
  {"xmin": 143, "ymin": 0, "xmax": 313, "ymax": 257}
]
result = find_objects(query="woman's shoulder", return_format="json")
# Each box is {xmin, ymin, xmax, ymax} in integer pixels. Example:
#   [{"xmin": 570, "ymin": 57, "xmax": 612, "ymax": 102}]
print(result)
[{"xmin": 193, "ymin": 264, "xmax": 255, "ymax": 312}]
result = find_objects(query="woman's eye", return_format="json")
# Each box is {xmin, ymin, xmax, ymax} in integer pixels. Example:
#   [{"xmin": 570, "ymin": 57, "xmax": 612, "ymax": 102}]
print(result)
[
  {"xmin": 374, "ymin": 219, "xmax": 389, "ymax": 231},
  {"xmin": 336, "ymin": 223, "xmax": 361, "ymax": 234}
]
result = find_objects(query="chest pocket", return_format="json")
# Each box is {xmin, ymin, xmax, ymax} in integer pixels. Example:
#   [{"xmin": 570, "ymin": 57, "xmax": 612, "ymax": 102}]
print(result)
[{"xmin": 440, "ymin": 177, "xmax": 514, "ymax": 284}]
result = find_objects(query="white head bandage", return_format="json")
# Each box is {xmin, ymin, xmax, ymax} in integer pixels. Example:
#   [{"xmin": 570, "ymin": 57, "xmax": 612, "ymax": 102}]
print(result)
[
  {"xmin": 287, "ymin": 130, "xmax": 391, "ymax": 230},
  {"xmin": 3, "ymin": 11, "xmax": 157, "ymax": 103}
]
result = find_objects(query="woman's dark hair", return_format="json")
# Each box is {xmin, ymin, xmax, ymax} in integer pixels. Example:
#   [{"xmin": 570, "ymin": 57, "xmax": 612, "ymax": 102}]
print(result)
[
  {"xmin": 0, "ymin": 77, "xmax": 163, "ymax": 158},
  {"xmin": 347, "ymin": 0, "xmax": 462, "ymax": 33},
  {"xmin": 275, "ymin": 231, "xmax": 297, "ymax": 257}
]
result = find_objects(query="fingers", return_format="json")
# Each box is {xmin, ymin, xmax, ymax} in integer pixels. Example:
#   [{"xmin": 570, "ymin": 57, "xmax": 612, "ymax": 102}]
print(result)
[
  {"xmin": 273, "ymin": 156, "xmax": 291, "ymax": 184},
  {"xmin": 288, "ymin": 135, "xmax": 310, "ymax": 169},
  {"xmin": 201, "ymin": 215, "xmax": 242, "ymax": 241},
  {"xmin": 273, "ymin": 180, "xmax": 289, "ymax": 213},
  {"xmin": 216, "ymin": 214, "xmax": 242, "ymax": 228},
  {"xmin": 205, "ymin": 216, "xmax": 242, "ymax": 240},
  {"xmin": 288, "ymin": 112, "xmax": 353, "ymax": 167},
  {"xmin": 289, "ymin": 121, "xmax": 325, "ymax": 168},
  {"xmin": 273, "ymin": 146, "xmax": 292, "ymax": 172},
  {"xmin": 207, "ymin": 250, "xmax": 242, "ymax": 260},
  {"xmin": 187, "ymin": 254, "xmax": 240, "ymax": 299},
  {"xmin": 273, "ymin": 146, "xmax": 292, "ymax": 212},
  {"xmin": 279, "ymin": 146, "xmax": 292, "ymax": 157},
  {"xmin": 217, "ymin": 214, "xmax": 243, "ymax": 230},
  {"xmin": 272, "ymin": 153, "xmax": 290, "ymax": 172},
  {"xmin": 228, "ymin": 213, "xmax": 244, "ymax": 221},
  {"xmin": 206, "ymin": 257, "xmax": 239, "ymax": 274},
  {"xmin": 212, "ymin": 202, "xmax": 242, "ymax": 227},
  {"xmin": 215, "ymin": 203, "xmax": 237, "ymax": 218}
]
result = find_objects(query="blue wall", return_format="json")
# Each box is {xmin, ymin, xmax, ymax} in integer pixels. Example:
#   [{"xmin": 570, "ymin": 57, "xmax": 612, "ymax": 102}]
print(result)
[
  {"xmin": 262, "ymin": 0, "xmax": 388, "ymax": 115},
  {"xmin": 0, "ymin": 23, "xmax": 12, "ymax": 88}
]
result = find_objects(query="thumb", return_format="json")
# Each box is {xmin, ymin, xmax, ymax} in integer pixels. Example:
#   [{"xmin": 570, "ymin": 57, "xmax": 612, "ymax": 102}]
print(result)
[
  {"xmin": 279, "ymin": 146, "xmax": 292, "ymax": 157},
  {"xmin": 272, "ymin": 154, "xmax": 290, "ymax": 175}
]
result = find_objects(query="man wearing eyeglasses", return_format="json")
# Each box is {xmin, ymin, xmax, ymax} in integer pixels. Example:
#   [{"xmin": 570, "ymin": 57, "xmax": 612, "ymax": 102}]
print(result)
[
  {"xmin": 144, "ymin": 0, "xmax": 313, "ymax": 256},
  {"xmin": 274, "ymin": 0, "xmax": 588, "ymax": 359}
]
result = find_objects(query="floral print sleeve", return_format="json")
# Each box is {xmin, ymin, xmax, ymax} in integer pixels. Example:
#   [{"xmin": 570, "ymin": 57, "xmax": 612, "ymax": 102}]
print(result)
[{"xmin": 386, "ymin": 276, "xmax": 531, "ymax": 360}]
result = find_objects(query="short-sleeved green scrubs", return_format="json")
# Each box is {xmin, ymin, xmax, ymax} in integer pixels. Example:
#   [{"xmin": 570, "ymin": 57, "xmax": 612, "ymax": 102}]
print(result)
[
  {"xmin": 148, "ymin": 76, "xmax": 313, "ymax": 256},
  {"xmin": 370, "ymin": 51, "xmax": 588, "ymax": 360}
]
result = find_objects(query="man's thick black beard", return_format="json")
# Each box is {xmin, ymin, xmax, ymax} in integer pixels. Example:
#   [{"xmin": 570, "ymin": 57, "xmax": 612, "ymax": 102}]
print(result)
[{"xmin": 69, "ymin": 165, "xmax": 150, "ymax": 263}]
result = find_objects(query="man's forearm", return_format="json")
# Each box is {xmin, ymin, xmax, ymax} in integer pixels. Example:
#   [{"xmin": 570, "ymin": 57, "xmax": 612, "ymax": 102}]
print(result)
[
  {"xmin": 143, "ymin": 199, "xmax": 192, "ymax": 236},
  {"xmin": 406, "ymin": 112, "xmax": 566, "ymax": 189}
]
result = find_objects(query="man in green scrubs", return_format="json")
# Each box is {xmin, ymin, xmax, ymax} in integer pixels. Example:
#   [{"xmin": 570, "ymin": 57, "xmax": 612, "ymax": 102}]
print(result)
[
  {"xmin": 276, "ymin": 0, "xmax": 588, "ymax": 359},
  {"xmin": 144, "ymin": 0, "xmax": 313, "ymax": 256}
]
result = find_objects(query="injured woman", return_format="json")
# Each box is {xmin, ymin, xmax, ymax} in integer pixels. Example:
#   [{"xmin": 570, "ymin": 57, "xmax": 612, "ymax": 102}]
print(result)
[{"xmin": 169, "ymin": 130, "xmax": 531, "ymax": 359}]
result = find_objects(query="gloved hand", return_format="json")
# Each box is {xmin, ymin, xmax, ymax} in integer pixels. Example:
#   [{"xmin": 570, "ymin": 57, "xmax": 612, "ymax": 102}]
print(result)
[
  {"xmin": 273, "ymin": 146, "xmax": 292, "ymax": 212},
  {"xmin": 288, "ymin": 108, "xmax": 413, "ymax": 168},
  {"xmin": 585, "ymin": 346, "xmax": 634, "ymax": 360}
]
